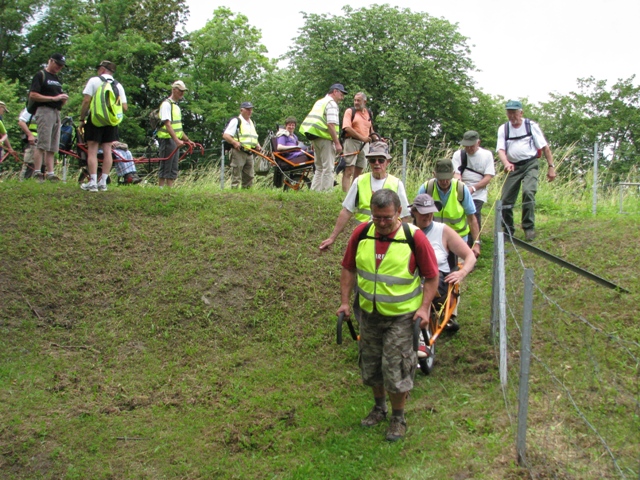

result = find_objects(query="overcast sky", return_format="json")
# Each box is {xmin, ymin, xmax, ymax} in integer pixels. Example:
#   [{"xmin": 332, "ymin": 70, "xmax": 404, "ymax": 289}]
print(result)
[{"xmin": 185, "ymin": 0, "xmax": 639, "ymax": 104}]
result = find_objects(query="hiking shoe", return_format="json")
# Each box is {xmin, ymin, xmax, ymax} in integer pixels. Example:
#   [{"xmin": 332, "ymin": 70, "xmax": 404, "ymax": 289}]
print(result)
[
  {"xmin": 524, "ymin": 229, "xmax": 536, "ymax": 241},
  {"xmin": 361, "ymin": 406, "xmax": 387, "ymax": 427},
  {"xmin": 33, "ymin": 172, "xmax": 45, "ymax": 182},
  {"xmin": 46, "ymin": 174, "xmax": 61, "ymax": 182},
  {"xmin": 81, "ymin": 182, "xmax": 98, "ymax": 192},
  {"xmin": 385, "ymin": 416, "xmax": 407, "ymax": 442},
  {"xmin": 445, "ymin": 316, "xmax": 460, "ymax": 333},
  {"xmin": 97, "ymin": 183, "xmax": 108, "ymax": 192}
]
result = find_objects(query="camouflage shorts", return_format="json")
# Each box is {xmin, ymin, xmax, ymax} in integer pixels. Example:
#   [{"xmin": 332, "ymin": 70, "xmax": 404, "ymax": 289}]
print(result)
[{"xmin": 358, "ymin": 309, "xmax": 417, "ymax": 393}]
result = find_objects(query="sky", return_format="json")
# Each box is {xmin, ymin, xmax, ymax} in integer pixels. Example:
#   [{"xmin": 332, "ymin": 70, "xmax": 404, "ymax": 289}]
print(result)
[{"xmin": 184, "ymin": 0, "xmax": 639, "ymax": 104}]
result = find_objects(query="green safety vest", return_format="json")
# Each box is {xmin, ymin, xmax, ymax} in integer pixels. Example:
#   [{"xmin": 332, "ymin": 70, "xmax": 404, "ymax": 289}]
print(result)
[
  {"xmin": 424, "ymin": 178, "xmax": 469, "ymax": 236},
  {"xmin": 355, "ymin": 222, "xmax": 423, "ymax": 316},
  {"xmin": 354, "ymin": 174, "xmax": 400, "ymax": 223},
  {"xmin": 157, "ymin": 99, "xmax": 183, "ymax": 139},
  {"xmin": 299, "ymin": 96, "xmax": 339, "ymax": 140},
  {"xmin": 237, "ymin": 117, "xmax": 258, "ymax": 148}
]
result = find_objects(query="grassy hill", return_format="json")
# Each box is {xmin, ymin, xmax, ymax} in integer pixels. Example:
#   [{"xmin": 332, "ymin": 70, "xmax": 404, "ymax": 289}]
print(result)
[{"xmin": 0, "ymin": 180, "xmax": 637, "ymax": 479}]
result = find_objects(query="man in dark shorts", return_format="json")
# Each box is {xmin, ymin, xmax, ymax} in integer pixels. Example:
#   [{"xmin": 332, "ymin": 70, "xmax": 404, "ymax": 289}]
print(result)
[
  {"xmin": 28, "ymin": 53, "xmax": 69, "ymax": 181},
  {"xmin": 156, "ymin": 80, "xmax": 194, "ymax": 187},
  {"xmin": 338, "ymin": 189, "xmax": 439, "ymax": 441},
  {"xmin": 79, "ymin": 60, "xmax": 128, "ymax": 192}
]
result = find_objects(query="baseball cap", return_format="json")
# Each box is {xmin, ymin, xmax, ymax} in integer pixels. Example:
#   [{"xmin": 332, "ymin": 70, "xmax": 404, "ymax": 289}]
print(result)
[
  {"xmin": 435, "ymin": 158, "xmax": 454, "ymax": 180},
  {"xmin": 240, "ymin": 102, "xmax": 254, "ymax": 109},
  {"xmin": 411, "ymin": 194, "xmax": 440, "ymax": 214},
  {"xmin": 172, "ymin": 80, "xmax": 188, "ymax": 91},
  {"xmin": 505, "ymin": 100, "xmax": 523, "ymax": 110},
  {"xmin": 50, "ymin": 53, "xmax": 66, "ymax": 66},
  {"xmin": 98, "ymin": 60, "xmax": 116, "ymax": 72},
  {"xmin": 365, "ymin": 141, "xmax": 391, "ymax": 160},
  {"xmin": 329, "ymin": 83, "xmax": 348, "ymax": 94},
  {"xmin": 459, "ymin": 130, "xmax": 479, "ymax": 146},
  {"xmin": 0, "ymin": 101, "xmax": 9, "ymax": 113}
]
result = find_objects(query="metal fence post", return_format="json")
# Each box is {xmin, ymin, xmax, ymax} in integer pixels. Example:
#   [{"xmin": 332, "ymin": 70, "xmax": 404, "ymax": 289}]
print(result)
[
  {"xmin": 517, "ymin": 268, "xmax": 534, "ymax": 466},
  {"xmin": 491, "ymin": 201, "xmax": 503, "ymax": 344},
  {"xmin": 220, "ymin": 141, "xmax": 225, "ymax": 190},
  {"xmin": 402, "ymin": 139, "xmax": 407, "ymax": 186},
  {"xmin": 498, "ymin": 231, "xmax": 507, "ymax": 388},
  {"xmin": 592, "ymin": 142, "xmax": 598, "ymax": 215}
]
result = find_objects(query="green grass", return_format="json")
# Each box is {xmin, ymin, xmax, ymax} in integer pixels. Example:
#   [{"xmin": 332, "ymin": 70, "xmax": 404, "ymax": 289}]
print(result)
[{"xmin": 0, "ymin": 162, "xmax": 638, "ymax": 479}]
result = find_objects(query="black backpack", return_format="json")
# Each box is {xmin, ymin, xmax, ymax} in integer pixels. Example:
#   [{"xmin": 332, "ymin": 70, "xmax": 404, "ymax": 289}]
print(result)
[
  {"xmin": 459, "ymin": 150, "xmax": 485, "ymax": 177},
  {"xmin": 26, "ymin": 70, "xmax": 46, "ymax": 114},
  {"xmin": 340, "ymin": 106, "xmax": 374, "ymax": 143},
  {"xmin": 504, "ymin": 118, "xmax": 541, "ymax": 158}
]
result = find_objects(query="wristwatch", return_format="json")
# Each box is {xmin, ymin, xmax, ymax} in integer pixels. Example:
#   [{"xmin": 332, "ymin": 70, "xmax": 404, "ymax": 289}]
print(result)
[
  {"xmin": 548, "ymin": 164, "xmax": 555, "ymax": 168},
  {"xmin": 474, "ymin": 240, "xmax": 481, "ymax": 245}
]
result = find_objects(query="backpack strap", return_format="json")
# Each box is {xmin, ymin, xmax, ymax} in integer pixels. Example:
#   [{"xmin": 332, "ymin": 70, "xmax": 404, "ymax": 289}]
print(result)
[
  {"xmin": 460, "ymin": 150, "xmax": 467, "ymax": 174},
  {"xmin": 425, "ymin": 178, "xmax": 436, "ymax": 197},
  {"xmin": 456, "ymin": 179, "xmax": 465, "ymax": 203},
  {"xmin": 357, "ymin": 221, "xmax": 416, "ymax": 257}
]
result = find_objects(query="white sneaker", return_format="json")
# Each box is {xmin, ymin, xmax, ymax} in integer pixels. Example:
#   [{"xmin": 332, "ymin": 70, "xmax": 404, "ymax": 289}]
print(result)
[
  {"xmin": 97, "ymin": 183, "xmax": 108, "ymax": 192},
  {"xmin": 81, "ymin": 182, "xmax": 98, "ymax": 192}
]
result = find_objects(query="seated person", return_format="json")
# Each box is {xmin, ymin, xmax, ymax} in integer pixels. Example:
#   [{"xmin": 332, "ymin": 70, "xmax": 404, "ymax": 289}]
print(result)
[
  {"xmin": 276, "ymin": 117, "xmax": 309, "ymax": 165},
  {"xmin": 411, "ymin": 193, "xmax": 476, "ymax": 337},
  {"xmin": 100, "ymin": 141, "xmax": 141, "ymax": 184}
]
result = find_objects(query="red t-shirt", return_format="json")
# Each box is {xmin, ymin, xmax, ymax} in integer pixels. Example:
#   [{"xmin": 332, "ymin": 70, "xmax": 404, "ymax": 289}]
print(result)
[{"xmin": 341, "ymin": 222, "xmax": 438, "ymax": 280}]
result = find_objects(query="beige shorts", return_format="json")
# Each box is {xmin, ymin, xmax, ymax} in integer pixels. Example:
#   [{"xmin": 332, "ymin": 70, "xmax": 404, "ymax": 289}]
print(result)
[
  {"xmin": 34, "ymin": 106, "xmax": 61, "ymax": 153},
  {"xmin": 342, "ymin": 138, "xmax": 369, "ymax": 169}
]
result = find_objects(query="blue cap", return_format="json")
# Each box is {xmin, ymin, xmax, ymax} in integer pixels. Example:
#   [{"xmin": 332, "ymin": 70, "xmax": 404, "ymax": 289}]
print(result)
[{"xmin": 505, "ymin": 100, "xmax": 523, "ymax": 110}]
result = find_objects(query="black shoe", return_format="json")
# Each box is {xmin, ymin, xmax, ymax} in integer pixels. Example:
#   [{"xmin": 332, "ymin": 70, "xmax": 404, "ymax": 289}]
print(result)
[{"xmin": 445, "ymin": 316, "xmax": 459, "ymax": 333}]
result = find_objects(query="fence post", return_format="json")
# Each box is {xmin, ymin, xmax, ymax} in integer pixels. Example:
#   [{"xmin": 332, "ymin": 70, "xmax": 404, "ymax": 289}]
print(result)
[
  {"xmin": 517, "ymin": 268, "xmax": 534, "ymax": 466},
  {"xmin": 220, "ymin": 141, "xmax": 225, "ymax": 190},
  {"xmin": 491, "ymin": 201, "xmax": 502, "ymax": 344},
  {"xmin": 592, "ymin": 142, "xmax": 598, "ymax": 215},
  {"xmin": 402, "ymin": 139, "xmax": 407, "ymax": 186},
  {"xmin": 498, "ymin": 231, "xmax": 507, "ymax": 388}
]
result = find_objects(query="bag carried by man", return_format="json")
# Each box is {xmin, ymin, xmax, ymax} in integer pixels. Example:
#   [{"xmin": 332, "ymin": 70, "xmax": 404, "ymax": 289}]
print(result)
[{"xmin": 90, "ymin": 76, "xmax": 123, "ymax": 127}]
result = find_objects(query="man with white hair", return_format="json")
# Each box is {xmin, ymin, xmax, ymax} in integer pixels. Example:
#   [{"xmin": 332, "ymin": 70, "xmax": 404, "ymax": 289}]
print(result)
[{"xmin": 497, "ymin": 100, "xmax": 556, "ymax": 241}]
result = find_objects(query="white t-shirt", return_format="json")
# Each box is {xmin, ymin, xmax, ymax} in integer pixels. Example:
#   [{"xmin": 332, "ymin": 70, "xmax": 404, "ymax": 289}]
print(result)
[
  {"xmin": 424, "ymin": 222, "xmax": 449, "ymax": 273},
  {"xmin": 82, "ymin": 74, "xmax": 127, "ymax": 104},
  {"xmin": 159, "ymin": 98, "xmax": 177, "ymax": 122},
  {"xmin": 451, "ymin": 147, "xmax": 495, "ymax": 202},
  {"xmin": 224, "ymin": 116, "xmax": 254, "ymax": 137},
  {"xmin": 342, "ymin": 174, "xmax": 410, "ymax": 219},
  {"xmin": 19, "ymin": 108, "xmax": 33, "ymax": 123},
  {"xmin": 496, "ymin": 119, "xmax": 547, "ymax": 163}
]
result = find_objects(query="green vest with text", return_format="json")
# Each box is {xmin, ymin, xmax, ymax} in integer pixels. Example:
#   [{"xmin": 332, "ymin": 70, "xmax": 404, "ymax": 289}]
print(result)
[
  {"xmin": 156, "ymin": 99, "xmax": 183, "ymax": 139},
  {"xmin": 355, "ymin": 222, "xmax": 423, "ymax": 316},
  {"xmin": 354, "ymin": 174, "xmax": 400, "ymax": 223},
  {"xmin": 424, "ymin": 178, "xmax": 469, "ymax": 236},
  {"xmin": 299, "ymin": 96, "xmax": 339, "ymax": 140}
]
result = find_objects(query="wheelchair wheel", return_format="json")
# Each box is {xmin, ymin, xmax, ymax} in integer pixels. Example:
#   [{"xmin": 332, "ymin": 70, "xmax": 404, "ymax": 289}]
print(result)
[
  {"xmin": 273, "ymin": 169, "xmax": 284, "ymax": 189},
  {"xmin": 418, "ymin": 326, "xmax": 436, "ymax": 375}
]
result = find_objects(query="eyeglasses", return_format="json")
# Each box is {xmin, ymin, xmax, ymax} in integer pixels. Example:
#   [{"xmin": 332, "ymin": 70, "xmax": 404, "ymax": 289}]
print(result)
[
  {"xmin": 372, "ymin": 215, "xmax": 396, "ymax": 223},
  {"xmin": 368, "ymin": 157, "xmax": 386, "ymax": 164}
]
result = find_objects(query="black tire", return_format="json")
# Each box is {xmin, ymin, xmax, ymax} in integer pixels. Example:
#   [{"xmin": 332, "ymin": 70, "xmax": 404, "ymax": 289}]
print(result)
[
  {"xmin": 273, "ymin": 169, "xmax": 284, "ymax": 189},
  {"xmin": 419, "ymin": 326, "xmax": 436, "ymax": 375},
  {"xmin": 336, "ymin": 313, "xmax": 345, "ymax": 345}
]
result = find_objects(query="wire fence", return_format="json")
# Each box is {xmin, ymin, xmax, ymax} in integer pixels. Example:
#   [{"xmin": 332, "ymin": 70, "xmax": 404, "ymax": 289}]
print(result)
[{"xmin": 492, "ymin": 203, "xmax": 639, "ymax": 479}]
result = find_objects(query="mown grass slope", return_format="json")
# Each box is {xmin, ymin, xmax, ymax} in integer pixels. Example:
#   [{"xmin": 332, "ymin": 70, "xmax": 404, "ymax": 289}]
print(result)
[{"xmin": 0, "ymin": 180, "xmax": 637, "ymax": 479}]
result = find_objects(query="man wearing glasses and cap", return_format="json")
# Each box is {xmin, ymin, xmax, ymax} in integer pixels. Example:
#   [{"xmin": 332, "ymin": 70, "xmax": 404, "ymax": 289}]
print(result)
[
  {"xmin": 338, "ymin": 188, "xmax": 439, "ymax": 442},
  {"xmin": 156, "ymin": 80, "xmax": 195, "ymax": 187},
  {"xmin": 319, "ymin": 141, "xmax": 410, "ymax": 251},
  {"xmin": 79, "ymin": 60, "xmax": 128, "ymax": 192},
  {"xmin": 300, "ymin": 83, "xmax": 347, "ymax": 191},
  {"xmin": 222, "ymin": 101, "xmax": 261, "ymax": 188},
  {"xmin": 451, "ymin": 130, "xmax": 495, "ymax": 247},
  {"xmin": 28, "ymin": 53, "xmax": 69, "ymax": 182}
]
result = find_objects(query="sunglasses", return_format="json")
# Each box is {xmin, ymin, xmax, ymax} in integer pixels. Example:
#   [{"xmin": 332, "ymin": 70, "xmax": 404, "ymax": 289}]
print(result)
[{"xmin": 368, "ymin": 157, "xmax": 386, "ymax": 164}]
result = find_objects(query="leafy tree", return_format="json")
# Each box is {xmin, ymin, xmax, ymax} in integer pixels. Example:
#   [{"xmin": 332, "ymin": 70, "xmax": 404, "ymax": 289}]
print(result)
[
  {"xmin": 183, "ymin": 7, "xmax": 273, "ymax": 147},
  {"xmin": 536, "ymin": 76, "xmax": 640, "ymax": 178},
  {"xmin": 284, "ymin": 5, "xmax": 480, "ymax": 145},
  {"xmin": 0, "ymin": 0, "xmax": 46, "ymax": 75}
]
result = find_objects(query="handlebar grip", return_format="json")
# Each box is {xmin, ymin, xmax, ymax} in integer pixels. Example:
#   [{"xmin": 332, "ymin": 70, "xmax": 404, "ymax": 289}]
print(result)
[
  {"xmin": 337, "ymin": 312, "xmax": 345, "ymax": 345},
  {"xmin": 413, "ymin": 317, "xmax": 422, "ymax": 352}
]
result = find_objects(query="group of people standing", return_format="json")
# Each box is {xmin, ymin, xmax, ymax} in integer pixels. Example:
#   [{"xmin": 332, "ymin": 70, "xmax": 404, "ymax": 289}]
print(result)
[{"xmin": 5, "ymin": 53, "xmax": 194, "ymax": 188}]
